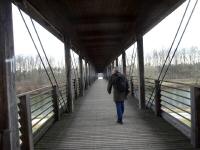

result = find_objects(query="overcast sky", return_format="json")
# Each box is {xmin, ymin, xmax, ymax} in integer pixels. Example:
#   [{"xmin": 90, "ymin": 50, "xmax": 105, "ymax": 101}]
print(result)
[
  {"xmin": 12, "ymin": 0, "xmax": 200, "ymax": 62},
  {"xmin": 126, "ymin": 0, "xmax": 200, "ymax": 57}
]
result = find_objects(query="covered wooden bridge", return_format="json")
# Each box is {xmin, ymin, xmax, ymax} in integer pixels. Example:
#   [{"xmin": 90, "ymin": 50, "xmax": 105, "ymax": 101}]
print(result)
[{"xmin": 1, "ymin": 0, "xmax": 200, "ymax": 149}]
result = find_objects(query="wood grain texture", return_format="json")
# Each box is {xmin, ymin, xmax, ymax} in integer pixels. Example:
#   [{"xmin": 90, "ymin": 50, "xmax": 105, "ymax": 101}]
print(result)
[
  {"xmin": 137, "ymin": 35, "xmax": 145, "ymax": 109},
  {"xmin": 191, "ymin": 86, "xmax": 200, "ymax": 148},
  {"xmin": 35, "ymin": 80, "xmax": 194, "ymax": 150},
  {"xmin": 18, "ymin": 95, "xmax": 33, "ymax": 150},
  {"xmin": 64, "ymin": 37, "xmax": 73, "ymax": 113},
  {"xmin": 0, "ymin": 1, "xmax": 20, "ymax": 149}
]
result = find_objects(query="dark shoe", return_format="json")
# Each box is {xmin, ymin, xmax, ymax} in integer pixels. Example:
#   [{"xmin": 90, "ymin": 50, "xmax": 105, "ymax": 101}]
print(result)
[{"xmin": 117, "ymin": 120, "xmax": 123, "ymax": 124}]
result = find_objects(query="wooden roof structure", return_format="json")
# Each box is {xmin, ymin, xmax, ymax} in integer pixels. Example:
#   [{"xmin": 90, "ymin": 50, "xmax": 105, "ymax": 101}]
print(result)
[{"xmin": 17, "ymin": 0, "xmax": 185, "ymax": 72}]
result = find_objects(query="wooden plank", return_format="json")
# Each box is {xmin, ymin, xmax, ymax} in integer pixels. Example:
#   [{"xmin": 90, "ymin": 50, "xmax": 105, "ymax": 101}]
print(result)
[
  {"xmin": 35, "ymin": 80, "xmax": 194, "ymax": 150},
  {"xmin": 33, "ymin": 116, "xmax": 55, "ymax": 144},
  {"xmin": 137, "ymin": 35, "xmax": 145, "ymax": 109},
  {"xmin": 161, "ymin": 111, "xmax": 191, "ymax": 139},
  {"xmin": 64, "ymin": 37, "xmax": 73, "ymax": 113},
  {"xmin": 35, "ymin": 80, "xmax": 193, "ymax": 150},
  {"xmin": 0, "ymin": 1, "xmax": 20, "ymax": 149}
]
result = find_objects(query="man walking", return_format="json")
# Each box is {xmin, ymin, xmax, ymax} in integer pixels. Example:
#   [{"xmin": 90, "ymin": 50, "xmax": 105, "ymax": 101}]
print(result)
[{"xmin": 107, "ymin": 67, "xmax": 129, "ymax": 124}]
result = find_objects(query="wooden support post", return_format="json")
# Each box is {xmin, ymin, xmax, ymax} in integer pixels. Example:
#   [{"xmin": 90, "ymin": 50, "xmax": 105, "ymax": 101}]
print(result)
[
  {"xmin": 52, "ymin": 86, "xmax": 60, "ymax": 120},
  {"xmin": 116, "ymin": 58, "xmax": 118, "ymax": 67},
  {"xmin": 122, "ymin": 51, "xmax": 126, "ymax": 75},
  {"xmin": 64, "ymin": 37, "xmax": 73, "ymax": 113},
  {"xmin": 88, "ymin": 63, "xmax": 91, "ymax": 86},
  {"xmin": 0, "ymin": 1, "xmax": 20, "ymax": 149},
  {"xmin": 85, "ymin": 61, "xmax": 88, "ymax": 89},
  {"xmin": 191, "ymin": 86, "xmax": 200, "ymax": 148},
  {"xmin": 130, "ymin": 77, "xmax": 134, "ymax": 96},
  {"xmin": 155, "ymin": 80, "xmax": 161, "ymax": 116},
  {"xmin": 137, "ymin": 35, "xmax": 145, "ymax": 109},
  {"xmin": 18, "ymin": 95, "xmax": 33, "ymax": 150},
  {"xmin": 79, "ymin": 56, "xmax": 84, "ymax": 96}
]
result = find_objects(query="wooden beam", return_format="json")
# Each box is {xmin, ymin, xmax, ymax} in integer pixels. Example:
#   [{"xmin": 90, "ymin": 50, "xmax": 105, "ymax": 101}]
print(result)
[
  {"xmin": 78, "ymin": 29, "xmax": 127, "ymax": 36},
  {"xmin": 64, "ymin": 37, "xmax": 73, "ymax": 113},
  {"xmin": 137, "ymin": 35, "xmax": 145, "ymax": 109},
  {"xmin": 116, "ymin": 58, "xmax": 118, "ymax": 67},
  {"xmin": 122, "ymin": 51, "xmax": 126, "ymax": 75},
  {"xmin": 80, "ymin": 34, "xmax": 123, "ymax": 40},
  {"xmin": 0, "ymin": 1, "xmax": 20, "ymax": 149},
  {"xmin": 70, "ymin": 16, "xmax": 136, "ymax": 24},
  {"xmin": 84, "ymin": 41, "xmax": 118, "ymax": 46},
  {"xmin": 80, "ymin": 37, "xmax": 121, "ymax": 42}
]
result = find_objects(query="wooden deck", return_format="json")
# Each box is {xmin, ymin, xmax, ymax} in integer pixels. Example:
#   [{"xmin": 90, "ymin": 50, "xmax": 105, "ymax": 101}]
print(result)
[{"xmin": 35, "ymin": 79, "xmax": 194, "ymax": 150}]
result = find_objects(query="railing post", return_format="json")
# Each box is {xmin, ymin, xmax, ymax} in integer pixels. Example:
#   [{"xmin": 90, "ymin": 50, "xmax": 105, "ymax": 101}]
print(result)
[
  {"xmin": 18, "ymin": 95, "xmax": 33, "ymax": 150},
  {"xmin": 191, "ymin": 86, "xmax": 200, "ymax": 148},
  {"xmin": 154, "ymin": 80, "xmax": 161, "ymax": 116},
  {"xmin": 52, "ymin": 86, "xmax": 61, "ymax": 121},
  {"xmin": 130, "ymin": 77, "xmax": 134, "ymax": 96},
  {"xmin": 78, "ymin": 78, "xmax": 81, "ymax": 96},
  {"xmin": 73, "ymin": 79, "xmax": 77, "ymax": 99}
]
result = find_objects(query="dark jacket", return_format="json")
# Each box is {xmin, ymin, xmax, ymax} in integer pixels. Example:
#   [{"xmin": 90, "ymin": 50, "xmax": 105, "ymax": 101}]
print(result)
[{"xmin": 107, "ymin": 72, "xmax": 129, "ymax": 102}]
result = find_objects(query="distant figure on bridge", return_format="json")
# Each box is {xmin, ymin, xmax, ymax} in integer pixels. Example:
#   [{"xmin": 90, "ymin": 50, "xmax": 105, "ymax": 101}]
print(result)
[{"xmin": 107, "ymin": 67, "xmax": 129, "ymax": 124}]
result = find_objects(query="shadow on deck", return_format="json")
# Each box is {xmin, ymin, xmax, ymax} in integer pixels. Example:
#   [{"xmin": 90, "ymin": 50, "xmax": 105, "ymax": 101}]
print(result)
[{"xmin": 35, "ymin": 80, "xmax": 194, "ymax": 150}]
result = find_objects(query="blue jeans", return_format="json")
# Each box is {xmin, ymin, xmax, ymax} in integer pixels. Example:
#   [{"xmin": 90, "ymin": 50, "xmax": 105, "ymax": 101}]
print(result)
[{"xmin": 115, "ymin": 101, "xmax": 124, "ymax": 121}]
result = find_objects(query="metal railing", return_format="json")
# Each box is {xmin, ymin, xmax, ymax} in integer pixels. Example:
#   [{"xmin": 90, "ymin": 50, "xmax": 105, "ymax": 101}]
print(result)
[
  {"xmin": 145, "ymin": 78, "xmax": 155, "ymax": 105},
  {"xmin": 16, "ymin": 75, "xmax": 98, "ymax": 149},
  {"xmin": 129, "ymin": 76, "xmax": 139, "ymax": 99},
  {"xmin": 129, "ymin": 76, "xmax": 199, "ymax": 143},
  {"xmin": 160, "ymin": 80, "xmax": 191, "ymax": 127},
  {"xmin": 73, "ymin": 78, "xmax": 81, "ymax": 99},
  {"xmin": 17, "ymin": 84, "xmax": 67, "ymax": 149}
]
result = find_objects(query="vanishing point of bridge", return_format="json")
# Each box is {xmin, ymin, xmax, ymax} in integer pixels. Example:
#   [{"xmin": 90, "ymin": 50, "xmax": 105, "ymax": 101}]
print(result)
[{"xmin": 1, "ymin": 0, "xmax": 200, "ymax": 150}]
